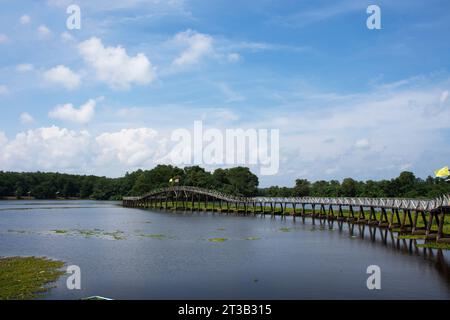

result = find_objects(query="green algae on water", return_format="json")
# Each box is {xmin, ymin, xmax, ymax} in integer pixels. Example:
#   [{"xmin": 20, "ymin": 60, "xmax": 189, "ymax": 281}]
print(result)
[
  {"xmin": 0, "ymin": 256, "xmax": 65, "ymax": 300},
  {"xmin": 208, "ymin": 237, "xmax": 228, "ymax": 242},
  {"xmin": 139, "ymin": 233, "xmax": 166, "ymax": 240}
]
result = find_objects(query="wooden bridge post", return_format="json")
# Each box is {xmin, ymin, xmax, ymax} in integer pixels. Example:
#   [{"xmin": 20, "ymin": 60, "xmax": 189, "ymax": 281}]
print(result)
[
  {"xmin": 320, "ymin": 204, "xmax": 325, "ymax": 218},
  {"xmin": 389, "ymin": 209, "xmax": 401, "ymax": 229},
  {"xmin": 412, "ymin": 210, "xmax": 419, "ymax": 233},
  {"xmin": 400, "ymin": 209, "xmax": 408, "ymax": 232},
  {"xmin": 349, "ymin": 205, "xmax": 355, "ymax": 222},
  {"xmin": 358, "ymin": 206, "xmax": 365, "ymax": 223},
  {"xmin": 328, "ymin": 205, "xmax": 334, "ymax": 220},
  {"xmin": 368, "ymin": 207, "xmax": 378, "ymax": 225},
  {"xmin": 437, "ymin": 208, "xmax": 445, "ymax": 241},
  {"xmin": 421, "ymin": 211, "xmax": 428, "ymax": 229},
  {"xmin": 426, "ymin": 212, "xmax": 434, "ymax": 238},
  {"xmin": 379, "ymin": 208, "xmax": 389, "ymax": 227},
  {"xmin": 337, "ymin": 205, "xmax": 344, "ymax": 221}
]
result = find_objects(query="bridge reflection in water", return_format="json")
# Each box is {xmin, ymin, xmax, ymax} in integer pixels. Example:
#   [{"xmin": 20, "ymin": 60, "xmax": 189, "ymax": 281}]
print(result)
[
  {"xmin": 124, "ymin": 186, "xmax": 450, "ymax": 243},
  {"xmin": 333, "ymin": 220, "xmax": 450, "ymax": 287}
]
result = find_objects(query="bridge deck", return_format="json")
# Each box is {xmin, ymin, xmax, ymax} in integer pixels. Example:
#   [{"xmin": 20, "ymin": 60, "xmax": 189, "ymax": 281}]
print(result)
[
  {"xmin": 123, "ymin": 186, "xmax": 450, "ymax": 212},
  {"xmin": 123, "ymin": 186, "xmax": 450, "ymax": 243}
]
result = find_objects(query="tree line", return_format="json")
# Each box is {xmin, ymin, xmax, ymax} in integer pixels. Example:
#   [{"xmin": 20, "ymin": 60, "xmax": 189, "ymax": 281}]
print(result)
[
  {"xmin": 0, "ymin": 165, "xmax": 258, "ymax": 200},
  {"xmin": 0, "ymin": 166, "xmax": 448, "ymax": 200}
]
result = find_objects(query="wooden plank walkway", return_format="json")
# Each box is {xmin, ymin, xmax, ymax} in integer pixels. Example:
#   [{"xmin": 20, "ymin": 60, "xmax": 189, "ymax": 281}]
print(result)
[{"xmin": 123, "ymin": 186, "xmax": 450, "ymax": 243}]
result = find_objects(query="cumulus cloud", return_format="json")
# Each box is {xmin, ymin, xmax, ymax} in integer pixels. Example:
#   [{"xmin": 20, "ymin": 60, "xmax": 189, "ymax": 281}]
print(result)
[
  {"xmin": 38, "ymin": 25, "xmax": 51, "ymax": 38},
  {"xmin": 20, "ymin": 112, "xmax": 35, "ymax": 124},
  {"xmin": 49, "ymin": 99, "xmax": 96, "ymax": 124},
  {"xmin": 19, "ymin": 15, "xmax": 31, "ymax": 24},
  {"xmin": 78, "ymin": 37, "xmax": 156, "ymax": 90},
  {"xmin": 17, "ymin": 64, "xmax": 34, "ymax": 72},
  {"xmin": 172, "ymin": 29, "xmax": 214, "ymax": 67},
  {"xmin": 0, "ymin": 126, "xmax": 168, "ymax": 174},
  {"xmin": 43, "ymin": 65, "xmax": 81, "ymax": 90},
  {"xmin": 96, "ymin": 128, "xmax": 166, "ymax": 167},
  {"xmin": 0, "ymin": 126, "xmax": 92, "ymax": 171}
]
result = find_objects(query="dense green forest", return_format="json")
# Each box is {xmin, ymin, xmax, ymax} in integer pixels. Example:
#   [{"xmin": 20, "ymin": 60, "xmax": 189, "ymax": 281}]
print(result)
[{"xmin": 0, "ymin": 165, "xmax": 449, "ymax": 200}]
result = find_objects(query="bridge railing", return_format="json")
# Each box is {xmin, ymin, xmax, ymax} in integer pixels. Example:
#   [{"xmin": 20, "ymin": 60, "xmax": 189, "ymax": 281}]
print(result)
[{"xmin": 123, "ymin": 186, "xmax": 450, "ymax": 212}]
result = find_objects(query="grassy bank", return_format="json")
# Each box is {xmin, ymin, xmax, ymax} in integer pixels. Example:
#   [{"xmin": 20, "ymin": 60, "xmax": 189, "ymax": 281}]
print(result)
[{"xmin": 0, "ymin": 256, "xmax": 65, "ymax": 300}]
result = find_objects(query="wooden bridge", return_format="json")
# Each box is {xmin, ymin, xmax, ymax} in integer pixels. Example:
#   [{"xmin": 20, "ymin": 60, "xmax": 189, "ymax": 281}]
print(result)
[{"xmin": 123, "ymin": 186, "xmax": 450, "ymax": 243}]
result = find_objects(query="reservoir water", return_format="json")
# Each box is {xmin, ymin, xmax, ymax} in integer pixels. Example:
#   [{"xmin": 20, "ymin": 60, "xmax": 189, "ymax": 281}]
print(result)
[{"xmin": 0, "ymin": 200, "xmax": 449, "ymax": 299}]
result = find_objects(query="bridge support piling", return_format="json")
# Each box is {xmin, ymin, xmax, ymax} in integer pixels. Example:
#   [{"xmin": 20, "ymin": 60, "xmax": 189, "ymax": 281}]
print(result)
[{"xmin": 123, "ymin": 186, "xmax": 449, "ymax": 244}]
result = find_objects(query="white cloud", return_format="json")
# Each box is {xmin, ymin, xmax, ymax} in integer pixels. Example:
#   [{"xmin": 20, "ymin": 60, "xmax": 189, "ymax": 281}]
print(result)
[
  {"xmin": 440, "ymin": 90, "xmax": 449, "ymax": 103},
  {"xmin": 245, "ymin": 76, "xmax": 450, "ymax": 183},
  {"xmin": 172, "ymin": 29, "xmax": 214, "ymax": 67},
  {"xmin": 273, "ymin": 1, "xmax": 363, "ymax": 28},
  {"xmin": 19, "ymin": 15, "xmax": 31, "ymax": 24},
  {"xmin": 0, "ymin": 132, "xmax": 7, "ymax": 146},
  {"xmin": 43, "ymin": 65, "xmax": 81, "ymax": 90},
  {"xmin": 227, "ymin": 53, "xmax": 240, "ymax": 62},
  {"xmin": 217, "ymin": 83, "xmax": 245, "ymax": 103},
  {"xmin": 96, "ymin": 128, "xmax": 166, "ymax": 167},
  {"xmin": 37, "ymin": 25, "xmax": 51, "ymax": 38},
  {"xmin": 60, "ymin": 31, "xmax": 74, "ymax": 43},
  {"xmin": 0, "ymin": 34, "xmax": 9, "ymax": 44},
  {"xmin": 20, "ymin": 112, "xmax": 35, "ymax": 124},
  {"xmin": 0, "ymin": 126, "xmax": 91, "ymax": 171},
  {"xmin": 49, "ymin": 99, "xmax": 96, "ymax": 124},
  {"xmin": 17, "ymin": 64, "xmax": 34, "ymax": 72},
  {"xmin": 0, "ymin": 85, "xmax": 8, "ymax": 95},
  {"xmin": 78, "ymin": 37, "xmax": 156, "ymax": 90},
  {"xmin": 354, "ymin": 138, "xmax": 370, "ymax": 149},
  {"xmin": 0, "ymin": 126, "xmax": 167, "ymax": 175}
]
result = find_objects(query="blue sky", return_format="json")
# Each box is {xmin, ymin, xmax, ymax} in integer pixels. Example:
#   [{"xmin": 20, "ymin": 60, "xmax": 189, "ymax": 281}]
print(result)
[{"xmin": 0, "ymin": 0, "xmax": 450, "ymax": 186}]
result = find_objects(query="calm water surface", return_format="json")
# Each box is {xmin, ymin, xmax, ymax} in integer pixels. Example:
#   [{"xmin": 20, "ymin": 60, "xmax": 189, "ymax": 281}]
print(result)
[{"xmin": 0, "ymin": 200, "xmax": 449, "ymax": 299}]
